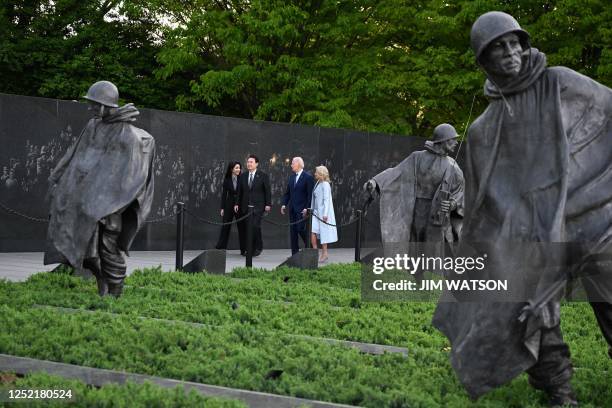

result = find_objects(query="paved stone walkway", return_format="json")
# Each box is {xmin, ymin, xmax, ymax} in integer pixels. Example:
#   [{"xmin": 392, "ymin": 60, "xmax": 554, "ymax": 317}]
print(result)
[{"xmin": 0, "ymin": 248, "xmax": 357, "ymax": 282}]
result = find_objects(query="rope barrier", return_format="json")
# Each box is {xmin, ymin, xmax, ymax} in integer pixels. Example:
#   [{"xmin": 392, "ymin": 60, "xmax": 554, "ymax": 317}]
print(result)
[
  {"xmin": 0, "ymin": 201, "xmax": 49, "ymax": 223},
  {"xmin": 143, "ymin": 211, "xmax": 178, "ymax": 223},
  {"xmin": 183, "ymin": 208, "xmax": 250, "ymax": 226},
  {"xmin": 1, "ymin": 200, "xmax": 369, "ymax": 229},
  {"xmin": 261, "ymin": 213, "xmax": 310, "ymax": 227},
  {"xmin": 2, "ymin": 198, "xmax": 374, "ymax": 266},
  {"xmin": 310, "ymin": 211, "xmax": 361, "ymax": 228},
  {"xmin": 1, "ymin": 200, "xmax": 177, "ymax": 224}
]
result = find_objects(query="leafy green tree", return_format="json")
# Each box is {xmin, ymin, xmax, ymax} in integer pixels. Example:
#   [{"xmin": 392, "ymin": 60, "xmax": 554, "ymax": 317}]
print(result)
[
  {"xmin": 0, "ymin": 1, "xmax": 609, "ymax": 136},
  {"xmin": 154, "ymin": 0, "xmax": 610, "ymax": 136},
  {"xmin": 154, "ymin": 0, "xmax": 448, "ymax": 134},
  {"xmin": 0, "ymin": 0, "xmax": 175, "ymax": 109}
]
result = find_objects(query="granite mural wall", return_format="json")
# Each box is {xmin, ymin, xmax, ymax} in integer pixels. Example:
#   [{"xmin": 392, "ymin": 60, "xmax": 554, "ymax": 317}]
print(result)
[{"xmin": 0, "ymin": 92, "xmax": 435, "ymax": 251}]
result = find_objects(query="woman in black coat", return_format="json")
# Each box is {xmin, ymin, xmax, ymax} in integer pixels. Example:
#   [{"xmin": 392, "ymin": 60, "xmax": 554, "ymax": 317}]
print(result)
[{"xmin": 215, "ymin": 161, "xmax": 244, "ymax": 251}]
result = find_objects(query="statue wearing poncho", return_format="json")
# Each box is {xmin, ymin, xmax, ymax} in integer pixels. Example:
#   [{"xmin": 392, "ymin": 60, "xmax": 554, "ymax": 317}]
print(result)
[
  {"xmin": 368, "ymin": 124, "xmax": 464, "ymax": 248},
  {"xmin": 433, "ymin": 13, "xmax": 612, "ymax": 405},
  {"xmin": 44, "ymin": 101, "xmax": 155, "ymax": 296}
]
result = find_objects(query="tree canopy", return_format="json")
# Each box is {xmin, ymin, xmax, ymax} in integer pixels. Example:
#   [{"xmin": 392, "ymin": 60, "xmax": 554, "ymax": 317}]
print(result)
[{"xmin": 1, "ymin": 0, "xmax": 610, "ymax": 136}]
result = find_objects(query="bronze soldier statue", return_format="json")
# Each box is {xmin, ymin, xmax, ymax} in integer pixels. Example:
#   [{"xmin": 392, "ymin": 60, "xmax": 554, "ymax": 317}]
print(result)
[
  {"xmin": 365, "ymin": 123, "xmax": 464, "ymax": 245},
  {"xmin": 433, "ymin": 11, "xmax": 612, "ymax": 406},
  {"xmin": 44, "ymin": 81, "xmax": 156, "ymax": 297}
]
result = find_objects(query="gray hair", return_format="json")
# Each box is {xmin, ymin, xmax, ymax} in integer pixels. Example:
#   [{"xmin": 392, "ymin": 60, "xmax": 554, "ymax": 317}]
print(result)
[{"xmin": 292, "ymin": 157, "xmax": 304, "ymax": 169}]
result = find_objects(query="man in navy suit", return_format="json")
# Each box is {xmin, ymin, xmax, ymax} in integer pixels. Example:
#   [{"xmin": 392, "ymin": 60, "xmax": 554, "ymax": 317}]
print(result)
[
  {"xmin": 234, "ymin": 154, "xmax": 271, "ymax": 256},
  {"xmin": 281, "ymin": 157, "xmax": 315, "ymax": 255}
]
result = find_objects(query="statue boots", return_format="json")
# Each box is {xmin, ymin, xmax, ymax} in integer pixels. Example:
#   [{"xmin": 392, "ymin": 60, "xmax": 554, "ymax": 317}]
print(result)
[
  {"xmin": 526, "ymin": 326, "xmax": 577, "ymax": 407},
  {"xmin": 545, "ymin": 382, "xmax": 578, "ymax": 407},
  {"xmin": 107, "ymin": 281, "xmax": 124, "ymax": 297},
  {"xmin": 83, "ymin": 258, "xmax": 108, "ymax": 296},
  {"xmin": 529, "ymin": 376, "xmax": 577, "ymax": 407},
  {"xmin": 96, "ymin": 277, "xmax": 109, "ymax": 297}
]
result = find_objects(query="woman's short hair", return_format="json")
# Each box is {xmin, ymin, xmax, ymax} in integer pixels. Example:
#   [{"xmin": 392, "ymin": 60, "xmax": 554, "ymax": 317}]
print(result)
[{"xmin": 315, "ymin": 165, "xmax": 331, "ymax": 182}]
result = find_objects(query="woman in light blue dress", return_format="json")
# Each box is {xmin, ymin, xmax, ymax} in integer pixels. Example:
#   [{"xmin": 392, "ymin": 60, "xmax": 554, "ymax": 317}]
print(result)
[{"xmin": 310, "ymin": 165, "xmax": 337, "ymax": 263}]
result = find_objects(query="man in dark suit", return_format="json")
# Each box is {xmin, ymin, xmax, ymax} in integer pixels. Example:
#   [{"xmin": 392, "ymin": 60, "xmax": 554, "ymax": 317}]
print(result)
[
  {"xmin": 281, "ymin": 157, "xmax": 314, "ymax": 255},
  {"xmin": 234, "ymin": 154, "xmax": 271, "ymax": 256}
]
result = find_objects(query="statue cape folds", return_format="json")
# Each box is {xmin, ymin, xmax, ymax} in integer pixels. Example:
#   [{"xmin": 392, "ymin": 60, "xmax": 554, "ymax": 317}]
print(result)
[
  {"xmin": 372, "ymin": 149, "xmax": 464, "ymax": 244},
  {"xmin": 44, "ymin": 104, "xmax": 155, "ymax": 269},
  {"xmin": 433, "ymin": 49, "xmax": 612, "ymax": 398}
]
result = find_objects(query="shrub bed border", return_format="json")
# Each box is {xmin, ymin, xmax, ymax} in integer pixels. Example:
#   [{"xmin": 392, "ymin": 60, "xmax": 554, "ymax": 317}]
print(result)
[{"xmin": 0, "ymin": 354, "xmax": 357, "ymax": 408}]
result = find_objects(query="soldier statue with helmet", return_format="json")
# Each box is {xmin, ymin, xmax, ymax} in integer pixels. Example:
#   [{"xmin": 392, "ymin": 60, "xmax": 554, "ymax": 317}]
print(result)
[
  {"xmin": 433, "ymin": 11, "xmax": 612, "ymax": 407},
  {"xmin": 364, "ymin": 123, "xmax": 464, "ymax": 245},
  {"xmin": 44, "ymin": 81, "xmax": 156, "ymax": 297}
]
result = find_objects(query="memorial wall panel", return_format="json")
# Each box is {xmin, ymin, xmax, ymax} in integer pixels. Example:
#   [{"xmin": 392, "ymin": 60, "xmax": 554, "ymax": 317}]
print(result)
[{"xmin": 0, "ymin": 93, "xmax": 443, "ymax": 251}]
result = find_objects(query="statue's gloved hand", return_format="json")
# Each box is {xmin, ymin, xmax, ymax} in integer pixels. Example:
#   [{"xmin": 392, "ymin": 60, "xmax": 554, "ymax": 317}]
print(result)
[
  {"xmin": 440, "ymin": 199, "xmax": 456, "ymax": 213},
  {"xmin": 364, "ymin": 179, "xmax": 377, "ymax": 195}
]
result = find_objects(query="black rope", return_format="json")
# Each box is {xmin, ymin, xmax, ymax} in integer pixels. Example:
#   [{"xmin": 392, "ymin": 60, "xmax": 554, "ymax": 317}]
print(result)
[
  {"xmin": 310, "ymin": 211, "xmax": 361, "ymax": 228},
  {"xmin": 262, "ymin": 212, "xmax": 310, "ymax": 227},
  {"xmin": 0, "ymin": 198, "xmax": 366, "ymax": 229},
  {"xmin": 184, "ymin": 208, "xmax": 250, "ymax": 226},
  {"xmin": 0, "ymin": 200, "xmax": 176, "ymax": 224},
  {"xmin": 0, "ymin": 201, "xmax": 49, "ymax": 223},
  {"xmin": 144, "ymin": 211, "xmax": 178, "ymax": 223}
]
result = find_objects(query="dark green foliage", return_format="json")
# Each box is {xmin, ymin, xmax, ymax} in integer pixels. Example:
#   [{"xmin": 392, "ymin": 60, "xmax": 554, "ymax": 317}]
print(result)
[
  {"xmin": 1, "ymin": 266, "xmax": 441, "ymax": 347},
  {"xmin": 0, "ymin": 371, "xmax": 247, "ymax": 407},
  {"xmin": 1, "ymin": 1, "xmax": 609, "ymax": 136},
  {"xmin": 1, "ymin": 265, "xmax": 611, "ymax": 407},
  {"xmin": 0, "ymin": 0, "xmax": 176, "ymax": 110}
]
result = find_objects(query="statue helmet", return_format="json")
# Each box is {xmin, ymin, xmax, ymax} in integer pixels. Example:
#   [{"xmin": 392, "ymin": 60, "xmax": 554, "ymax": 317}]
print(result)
[
  {"xmin": 470, "ymin": 11, "xmax": 530, "ymax": 61},
  {"xmin": 82, "ymin": 81, "xmax": 119, "ymax": 108},
  {"xmin": 432, "ymin": 123, "xmax": 459, "ymax": 143}
]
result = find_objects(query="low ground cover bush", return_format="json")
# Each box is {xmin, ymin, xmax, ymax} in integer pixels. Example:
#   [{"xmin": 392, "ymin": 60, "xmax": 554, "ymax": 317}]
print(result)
[
  {"xmin": 1, "ymin": 264, "xmax": 610, "ymax": 407},
  {"xmin": 0, "ymin": 304, "xmax": 456, "ymax": 407},
  {"xmin": 0, "ymin": 371, "xmax": 246, "ymax": 407},
  {"xmin": 0, "ymin": 269, "xmax": 438, "ymax": 347}
]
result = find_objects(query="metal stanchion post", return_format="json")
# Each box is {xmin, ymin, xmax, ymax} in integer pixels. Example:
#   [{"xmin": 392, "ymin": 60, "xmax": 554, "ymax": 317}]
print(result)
[
  {"xmin": 306, "ymin": 208, "xmax": 312, "ymax": 248},
  {"xmin": 354, "ymin": 209, "xmax": 363, "ymax": 263},
  {"xmin": 246, "ymin": 205, "xmax": 254, "ymax": 268},
  {"xmin": 175, "ymin": 202, "xmax": 185, "ymax": 271}
]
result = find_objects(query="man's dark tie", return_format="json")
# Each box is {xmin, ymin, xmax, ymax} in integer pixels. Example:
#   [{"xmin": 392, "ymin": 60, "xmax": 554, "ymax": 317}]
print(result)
[{"xmin": 248, "ymin": 173, "xmax": 253, "ymax": 188}]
